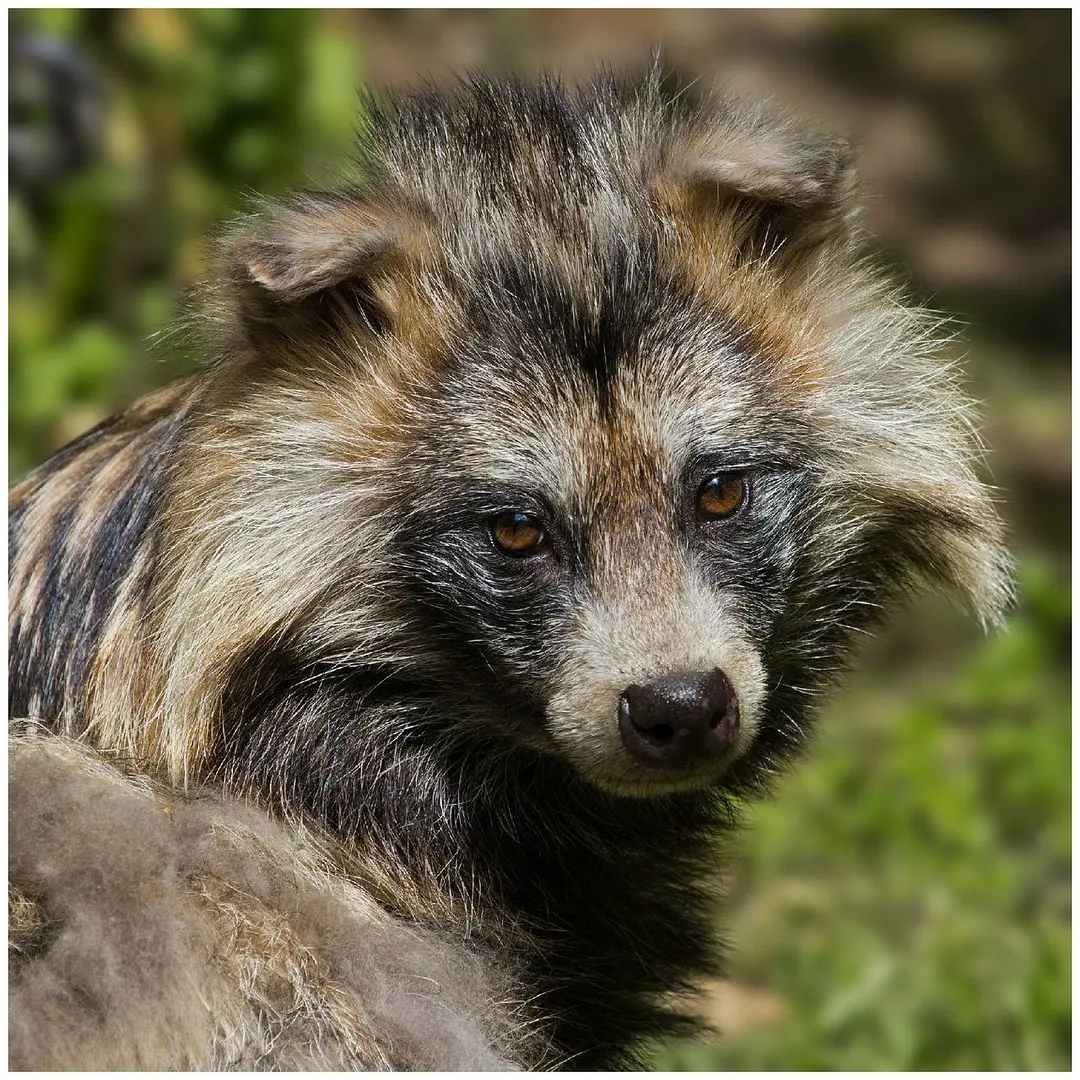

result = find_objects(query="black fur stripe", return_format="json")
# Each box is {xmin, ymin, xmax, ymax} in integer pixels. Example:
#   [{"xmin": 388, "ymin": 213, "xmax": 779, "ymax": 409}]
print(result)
[{"xmin": 9, "ymin": 404, "xmax": 184, "ymax": 724}]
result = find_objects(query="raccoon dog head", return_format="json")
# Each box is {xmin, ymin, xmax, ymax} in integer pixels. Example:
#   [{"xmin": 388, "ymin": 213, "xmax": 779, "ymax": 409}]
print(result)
[{"xmin": 189, "ymin": 70, "xmax": 1011, "ymax": 799}]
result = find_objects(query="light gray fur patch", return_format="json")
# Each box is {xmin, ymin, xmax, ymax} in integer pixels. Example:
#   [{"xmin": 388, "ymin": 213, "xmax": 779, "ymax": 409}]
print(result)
[{"xmin": 8, "ymin": 732, "xmax": 541, "ymax": 1071}]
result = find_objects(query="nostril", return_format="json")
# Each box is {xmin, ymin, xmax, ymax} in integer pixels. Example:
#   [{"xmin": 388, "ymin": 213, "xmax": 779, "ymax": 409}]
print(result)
[
  {"xmin": 633, "ymin": 720, "xmax": 674, "ymax": 746},
  {"xmin": 619, "ymin": 691, "xmax": 676, "ymax": 745}
]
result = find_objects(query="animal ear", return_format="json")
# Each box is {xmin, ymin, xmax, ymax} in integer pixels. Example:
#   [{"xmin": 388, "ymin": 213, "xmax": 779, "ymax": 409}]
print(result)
[
  {"xmin": 661, "ymin": 110, "xmax": 857, "ymax": 258},
  {"xmin": 221, "ymin": 191, "xmax": 428, "ymax": 329}
]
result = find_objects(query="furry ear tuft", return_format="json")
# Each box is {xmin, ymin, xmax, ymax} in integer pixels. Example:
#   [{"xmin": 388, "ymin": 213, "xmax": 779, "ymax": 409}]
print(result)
[
  {"xmin": 680, "ymin": 129, "xmax": 852, "ymax": 210},
  {"xmin": 661, "ymin": 109, "xmax": 857, "ymax": 257},
  {"xmin": 224, "ymin": 192, "xmax": 426, "ymax": 310}
]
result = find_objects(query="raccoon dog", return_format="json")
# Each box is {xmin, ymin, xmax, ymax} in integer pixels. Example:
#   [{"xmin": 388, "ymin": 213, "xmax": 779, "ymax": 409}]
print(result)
[{"xmin": 9, "ymin": 68, "xmax": 1011, "ymax": 1070}]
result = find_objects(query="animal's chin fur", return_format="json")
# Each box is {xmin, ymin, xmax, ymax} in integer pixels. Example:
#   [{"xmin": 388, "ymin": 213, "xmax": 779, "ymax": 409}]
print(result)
[{"xmin": 583, "ymin": 764, "xmax": 742, "ymax": 800}]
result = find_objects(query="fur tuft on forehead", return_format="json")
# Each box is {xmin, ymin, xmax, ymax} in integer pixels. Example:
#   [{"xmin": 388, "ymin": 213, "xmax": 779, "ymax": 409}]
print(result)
[{"xmin": 212, "ymin": 66, "xmax": 860, "ymax": 341}]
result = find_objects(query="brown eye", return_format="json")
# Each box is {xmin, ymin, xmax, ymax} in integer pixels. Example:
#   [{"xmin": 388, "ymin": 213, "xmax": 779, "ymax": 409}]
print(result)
[
  {"xmin": 491, "ymin": 512, "xmax": 549, "ymax": 557},
  {"xmin": 696, "ymin": 473, "xmax": 748, "ymax": 520}
]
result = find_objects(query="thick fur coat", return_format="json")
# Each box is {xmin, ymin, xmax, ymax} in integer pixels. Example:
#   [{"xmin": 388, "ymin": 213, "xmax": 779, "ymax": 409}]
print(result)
[
  {"xmin": 9, "ymin": 67, "xmax": 1011, "ymax": 1069},
  {"xmin": 10, "ymin": 732, "xmax": 533, "ymax": 1070}
]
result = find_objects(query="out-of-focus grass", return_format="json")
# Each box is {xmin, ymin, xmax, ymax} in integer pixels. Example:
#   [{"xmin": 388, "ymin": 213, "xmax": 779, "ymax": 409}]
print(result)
[{"xmin": 655, "ymin": 556, "xmax": 1070, "ymax": 1070}]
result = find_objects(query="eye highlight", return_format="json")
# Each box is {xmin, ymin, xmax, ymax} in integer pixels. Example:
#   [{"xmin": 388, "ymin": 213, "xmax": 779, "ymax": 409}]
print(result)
[
  {"xmin": 696, "ymin": 473, "xmax": 749, "ymax": 521},
  {"xmin": 490, "ymin": 512, "xmax": 550, "ymax": 557}
]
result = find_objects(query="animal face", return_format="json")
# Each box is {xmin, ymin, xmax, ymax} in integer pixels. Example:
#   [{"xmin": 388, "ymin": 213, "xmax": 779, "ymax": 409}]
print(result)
[
  {"xmin": 178, "ymin": 74, "xmax": 1008, "ymax": 799},
  {"xmin": 385, "ymin": 276, "xmax": 811, "ymax": 795}
]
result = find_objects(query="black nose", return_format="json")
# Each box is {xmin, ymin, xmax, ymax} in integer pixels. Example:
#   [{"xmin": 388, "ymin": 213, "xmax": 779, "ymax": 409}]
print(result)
[{"xmin": 617, "ymin": 669, "xmax": 740, "ymax": 770}]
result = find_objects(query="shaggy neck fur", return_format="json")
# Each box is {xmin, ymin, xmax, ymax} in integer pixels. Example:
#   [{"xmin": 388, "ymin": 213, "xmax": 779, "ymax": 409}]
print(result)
[{"xmin": 215, "ymin": 649, "xmax": 738, "ymax": 1068}]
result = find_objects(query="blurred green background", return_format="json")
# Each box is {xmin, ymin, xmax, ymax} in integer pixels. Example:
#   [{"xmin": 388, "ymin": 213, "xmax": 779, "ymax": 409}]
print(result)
[{"xmin": 8, "ymin": 10, "xmax": 1070, "ymax": 1071}]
